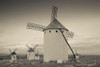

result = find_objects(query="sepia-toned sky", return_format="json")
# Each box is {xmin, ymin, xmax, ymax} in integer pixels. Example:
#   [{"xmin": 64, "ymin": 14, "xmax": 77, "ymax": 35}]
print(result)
[{"xmin": 0, "ymin": 0, "xmax": 100, "ymax": 55}]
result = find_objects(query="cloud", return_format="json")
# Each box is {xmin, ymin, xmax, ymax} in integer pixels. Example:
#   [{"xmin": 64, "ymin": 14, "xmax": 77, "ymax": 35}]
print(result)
[
  {"xmin": 69, "ymin": 33, "xmax": 100, "ymax": 46},
  {"xmin": 67, "ymin": 33, "xmax": 100, "ymax": 55}
]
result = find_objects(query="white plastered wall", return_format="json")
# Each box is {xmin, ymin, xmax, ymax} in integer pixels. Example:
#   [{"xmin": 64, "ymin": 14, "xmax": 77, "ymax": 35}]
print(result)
[
  {"xmin": 27, "ymin": 52, "xmax": 35, "ymax": 60},
  {"xmin": 44, "ymin": 29, "xmax": 69, "ymax": 62}
]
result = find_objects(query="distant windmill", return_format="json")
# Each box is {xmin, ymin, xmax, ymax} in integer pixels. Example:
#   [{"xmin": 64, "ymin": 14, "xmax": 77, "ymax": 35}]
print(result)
[
  {"xmin": 27, "ymin": 6, "xmax": 76, "ymax": 62},
  {"xmin": 75, "ymin": 50, "xmax": 80, "ymax": 62},
  {"xmin": 35, "ymin": 50, "xmax": 40, "ymax": 60},
  {"xmin": 9, "ymin": 48, "xmax": 17, "ymax": 62},
  {"xmin": 26, "ymin": 44, "xmax": 39, "ymax": 60}
]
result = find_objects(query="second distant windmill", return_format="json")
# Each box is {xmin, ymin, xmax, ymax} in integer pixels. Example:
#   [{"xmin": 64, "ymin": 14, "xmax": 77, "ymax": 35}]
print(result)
[{"xmin": 26, "ymin": 44, "xmax": 39, "ymax": 60}]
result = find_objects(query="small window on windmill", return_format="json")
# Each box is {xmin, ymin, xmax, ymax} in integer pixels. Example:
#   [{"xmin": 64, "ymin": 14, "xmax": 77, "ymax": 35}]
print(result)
[
  {"xmin": 56, "ymin": 30, "xmax": 58, "ymax": 33},
  {"xmin": 62, "ymin": 31, "xmax": 64, "ymax": 33},
  {"xmin": 49, "ymin": 30, "xmax": 51, "ymax": 33}
]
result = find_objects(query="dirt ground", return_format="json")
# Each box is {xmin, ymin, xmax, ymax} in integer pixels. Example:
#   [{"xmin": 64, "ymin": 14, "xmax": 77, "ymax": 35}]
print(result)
[{"xmin": 0, "ymin": 55, "xmax": 100, "ymax": 67}]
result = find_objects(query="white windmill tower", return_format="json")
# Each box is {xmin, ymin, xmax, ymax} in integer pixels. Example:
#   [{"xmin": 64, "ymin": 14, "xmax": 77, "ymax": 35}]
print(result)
[
  {"xmin": 26, "ymin": 44, "xmax": 39, "ymax": 60},
  {"xmin": 27, "ymin": 6, "xmax": 76, "ymax": 62},
  {"xmin": 75, "ymin": 50, "xmax": 80, "ymax": 62},
  {"xmin": 35, "ymin": 50, "xmax": 40, "ymax": 60},
  {"xmin": 9, "ymin": 48, "xmax": 17, "ymax": 62}
]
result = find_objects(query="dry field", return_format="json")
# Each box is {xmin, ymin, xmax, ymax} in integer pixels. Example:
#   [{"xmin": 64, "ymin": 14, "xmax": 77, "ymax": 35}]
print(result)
[{"xmin": 0, "ymin": 55, "xmax": 100, "ymax": 67}]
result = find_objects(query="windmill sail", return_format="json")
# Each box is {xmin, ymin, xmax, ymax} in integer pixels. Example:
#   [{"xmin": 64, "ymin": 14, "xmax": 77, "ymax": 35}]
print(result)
[
  {"xmin": 27, "ymin": 22, "xmax": 46, "ymax": 31},
  {"xmin": 9, "ymin": 48, "xmax": 12, "ymax": 53},
  {"xmin": 51, "ymin": 6, "xmax": 58, "ymax": 21},
  {"xmin": 33, "ymin": 44, "xmax": 39, "ymax": 49},
  {"xmin": 26, "ymin": 44, "xmax": 31, "ymax": 49},
  {"xmin": 14, "ymin": 48, "xmax": 17, "ymax": 52},
  {"xmin": 26, "ymin": 6, "xmax": 58, "ymax": 31}
]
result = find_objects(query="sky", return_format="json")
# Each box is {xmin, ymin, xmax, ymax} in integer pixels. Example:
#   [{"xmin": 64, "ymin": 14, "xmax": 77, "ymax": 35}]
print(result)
[{"xmin": 0, "ymin": 0, "xmax": 100, "ymax": 55}]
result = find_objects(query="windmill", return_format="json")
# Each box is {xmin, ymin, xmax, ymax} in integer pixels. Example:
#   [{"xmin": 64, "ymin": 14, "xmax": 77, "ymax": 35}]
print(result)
[
  {"xmin": 35, "ymin": 50, "xmax": 40, "ymax": 60},
  {"xmin": 26, "ymin": 44, "xmax": 39, "ymax": 60},
  {"xmin": 27, "ymin": 6, "xmax": 76, "ymax": 62},
  {"xmin": 9, "ymin": 48, "xmax": 17, "ymax": 62},
  {"xmin": 75, "ymin": 50, "xmax": 80, "ymax": 62}
]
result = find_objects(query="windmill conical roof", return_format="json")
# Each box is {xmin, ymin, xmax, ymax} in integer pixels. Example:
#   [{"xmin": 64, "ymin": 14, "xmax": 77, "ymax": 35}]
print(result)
[
  {"xmin": 11, "ymin": 52, "xmax": 16, "ymax": 55},
  {"xmin": 28, "ymin": 48, "xmax": 34, "ymax": 52},
  {"xmin": 45, "ymin": 19, "xmax": 68, "ymax": 30}
]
